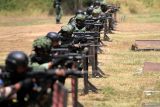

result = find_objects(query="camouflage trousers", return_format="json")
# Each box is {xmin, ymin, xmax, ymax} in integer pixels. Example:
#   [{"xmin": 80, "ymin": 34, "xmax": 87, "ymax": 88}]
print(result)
[{"xmin": 55, "ymin": 4, "xmax": 63, "ymax": 23}]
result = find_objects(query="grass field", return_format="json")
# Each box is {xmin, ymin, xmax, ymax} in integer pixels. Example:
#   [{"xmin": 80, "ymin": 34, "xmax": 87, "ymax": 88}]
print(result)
[
  {"xmin": 0, "ymin": 13, "xmax": 160, "ymax": 107},
  {"xmin": 73, "ymin": 13, "xmax": 160, "ymax": 107},
  {"xmin": 0, "ymin": 0, "xmax": 160, "ymax": 16}
]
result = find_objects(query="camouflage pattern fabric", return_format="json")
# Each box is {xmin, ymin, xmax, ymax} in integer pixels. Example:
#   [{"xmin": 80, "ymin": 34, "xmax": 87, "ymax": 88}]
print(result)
[
  {"xmin": 61, "ymin": 24, "xmax": 74, "ymax": 34},
  {"xmin": 33, "ymin": 36, "xmax": 52, "ymax": 51},
  {"xmin": 54, "ymin": 0, "xmax": 62, "ymax": 23},
  {"xmin": 74, "ymin": 26, "xmax": 86, "ymax": 32},
  {"xmin": 92, "ymin": 7, "xmax": 102, "ymax": 17}
]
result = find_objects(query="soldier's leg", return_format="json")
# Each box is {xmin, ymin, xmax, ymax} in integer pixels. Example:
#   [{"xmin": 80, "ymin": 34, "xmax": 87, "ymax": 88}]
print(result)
[{"xmin": 55, "ymin": 5, "xmax": 62, "ymax": 23}]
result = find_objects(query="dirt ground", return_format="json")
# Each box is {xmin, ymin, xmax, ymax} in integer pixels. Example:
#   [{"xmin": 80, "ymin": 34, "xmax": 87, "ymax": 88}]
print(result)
[
  {"xmin": 0, "ymin": 21, "xmax": 159, "ymax": 57},
  {"xmin": 0, "ymin": 23, "xmax": 63, "ymax": 62},
  {"xmin": 0, "ymin": 16, "xmax": 160, "ymax": 107}
]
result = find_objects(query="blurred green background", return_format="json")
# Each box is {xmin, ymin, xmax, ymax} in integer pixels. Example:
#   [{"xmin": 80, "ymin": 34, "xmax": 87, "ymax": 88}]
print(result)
[{"xmin": 0, "ymin": 0, "xmax": 160, "ymax": 16}]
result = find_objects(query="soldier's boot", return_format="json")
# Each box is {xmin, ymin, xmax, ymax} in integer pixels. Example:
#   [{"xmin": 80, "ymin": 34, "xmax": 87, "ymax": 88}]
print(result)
[{"xmin": 56, "ymin": 19, "xmax": 60, "ymax": 24}]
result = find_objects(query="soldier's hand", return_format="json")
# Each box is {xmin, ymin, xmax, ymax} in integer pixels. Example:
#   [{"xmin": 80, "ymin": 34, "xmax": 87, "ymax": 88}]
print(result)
[
  {"xmin": 55, "ymin": 69, "xmax": 66, "ymax": 76},
  {"xmin": 74, "ymin": 44, "xmax": 80, "ymax": 48}
]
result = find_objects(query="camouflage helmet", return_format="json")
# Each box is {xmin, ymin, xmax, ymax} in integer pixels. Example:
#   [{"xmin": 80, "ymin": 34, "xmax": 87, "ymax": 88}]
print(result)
[
  {"xmin": 100, "ymin": 2, "xmax": 107, "ymax": 7},
  {"xmin": 75, "ymin": 14, "xmax": 86, "ymax": 28},
  {"xmin": 61, "ymin": 24, "xmax": 75, "ymax": 34},
  {"xmin": 61, "ymin": 24, "xmax": 75, "ymax": 37},
  {"xmin": 92, "ymin": 7, "xmax": 101, "ymax": 17},
  {"xmin": 75, "ymin": 14, "xmax": 86, "ymax": 21},
  {"xmin": 101, "ymin": 2, "xmax": 108, "ymax": 12},
  {"xmin": 33, "ymin": 36, "xmax": 52, "ymax": 53}
]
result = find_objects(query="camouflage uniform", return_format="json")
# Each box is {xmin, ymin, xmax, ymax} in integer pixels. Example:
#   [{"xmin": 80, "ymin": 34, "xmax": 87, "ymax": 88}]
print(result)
[
  {"xmin": 53, "ymin": 0, "xmax": 62, "ymax": 24},
  {"xmin": 59, "ymin": 24, "xmax": 75, "ymax": 45},
  {"xmin": 93, "ymin": 4, "xmax": 111, "ymax": 41},
  {"xmin": 92, "ymin": 6, "xmax": 102, "ymax": 19},
  {"xmin": 30, "ymin": 36, "xmax": 52, "ymax": 70},
  {"xmin": 30, "ymin": 36, "xmax": 66, "ymax": 70},
  {"xmin": 75, "ymin": 26, "xmax": 86, "ymax": 32},
  {"xmin": 74, "ymin": 14, "xmax": 86, "ymax": 32},
  {"xmin": 68, "ymin": 10, "xmax": 85, "ymax": 28}
]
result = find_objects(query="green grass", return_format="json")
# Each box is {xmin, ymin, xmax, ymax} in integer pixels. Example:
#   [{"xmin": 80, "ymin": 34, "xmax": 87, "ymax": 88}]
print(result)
[
  {"xmin": 122, "ymin": 13, "xmax": 160, "ymax": 23},
  {"xmin": 0, "ymin": 0, "xmax": 52, "ymax": 13},
  {"xmin": 77, "ymin": 13, "xmax": 160, "ymax": 106},
  {"xmin": 0, "ymin": 0, "xmax": 75, "ymax": 16},
  {"xmin": 80, "ymin": 33, "xmax": 160, "ymax": 106},
  {"xmin": 106, "ymin": 0, "xmax": 160, "ymax": 14},
  {"xmin": 0, "ymin": 0, "xmax": 160, "ymax": 16}
]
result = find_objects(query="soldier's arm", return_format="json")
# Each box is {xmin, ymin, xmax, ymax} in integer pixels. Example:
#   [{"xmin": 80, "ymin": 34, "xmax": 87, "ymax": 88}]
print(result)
[
  {"xmin": 30, "ymin": 57, "xmax": 68, "ymax": 70},
  {"xmin": 29, "ymin": 62, "xmax": 52, "ymax": 70},
  {"xmin": 0, "ymin": 81, "xmax": 27, "ymax": 102},
  {"xmin": 30, "ymin": 61, "xmax": 68, "ymax": 77},
  {"xmin": 0, "ymin": 78, "xmax": 35, "ymax": 102}
]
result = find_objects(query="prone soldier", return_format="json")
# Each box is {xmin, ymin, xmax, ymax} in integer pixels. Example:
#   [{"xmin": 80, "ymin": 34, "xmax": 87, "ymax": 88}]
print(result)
[
  {"xmin": 74, "ymin": 14, "xmax": 86, "ymax": 32},
  {"xmin": 0, "ymin": 51, "xmax": 67, "ymax": 106},
  {"xmin": 30, "ymin": 36, "xmax": 67, "ymax": 70},
  {"xmin": 0, "ymin": 51, "xmax": 81, "ymax": 106},
  {"xmin": 58, "ymin": 24, "xmax": 75, "ymax": 45},
  {"xmin": 68, "ymin": 9, "xmax": 85, "ymax": 28}
]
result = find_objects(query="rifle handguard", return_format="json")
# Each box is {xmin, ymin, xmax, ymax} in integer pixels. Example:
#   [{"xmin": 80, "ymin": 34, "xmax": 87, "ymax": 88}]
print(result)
[
  {"xmin": 52, "ymin": 57, "xmax": 68, "ymax": 66},
  {"xmin": 65, "ymin": 69, "xmax": 83, "ymax": 77}
]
